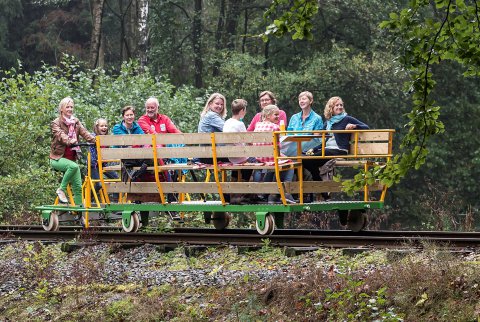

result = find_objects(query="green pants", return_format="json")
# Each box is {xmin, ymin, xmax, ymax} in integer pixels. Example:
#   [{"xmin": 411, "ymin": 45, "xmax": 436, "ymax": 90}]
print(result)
[{"xmin": 50, "ymin": 158, "xmax": 83, "ymax": 206}]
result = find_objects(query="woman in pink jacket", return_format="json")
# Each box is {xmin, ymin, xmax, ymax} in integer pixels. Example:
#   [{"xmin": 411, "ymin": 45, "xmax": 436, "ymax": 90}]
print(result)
[{"xmin": 247, "ymin": 91, "xmax": 287, "ymax": 132}]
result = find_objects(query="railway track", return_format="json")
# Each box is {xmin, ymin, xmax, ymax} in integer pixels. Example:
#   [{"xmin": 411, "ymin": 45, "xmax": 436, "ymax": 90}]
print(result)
[{"xmin": 1, "ymin": 225, "xmax": 480, "ymax": 249}]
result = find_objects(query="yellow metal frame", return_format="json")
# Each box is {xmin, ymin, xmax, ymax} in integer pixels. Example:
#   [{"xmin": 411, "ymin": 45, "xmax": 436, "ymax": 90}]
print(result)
[
  {"xmin": 91, "ymin": 129, "xmax": 394, "ymax": 208},
  {"xmin": 273, "ymin": 129, "xmax": 395, "ymax": 203}
]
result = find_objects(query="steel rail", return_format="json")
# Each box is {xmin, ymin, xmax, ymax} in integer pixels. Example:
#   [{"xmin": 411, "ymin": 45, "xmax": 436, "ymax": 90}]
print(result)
[
  {"xmin": 2, "ymin": 225, "xmax": 480, "ymax": 238},
  {"xmin": 1, "ymin": 228, "xmax": 480, "ymax": 249}
]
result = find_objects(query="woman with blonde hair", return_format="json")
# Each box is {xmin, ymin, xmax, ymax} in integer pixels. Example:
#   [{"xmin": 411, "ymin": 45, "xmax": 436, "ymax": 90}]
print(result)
[
  {"xmin": 198, "ymin": 93, "xmax": 227, "ymax": 133},
  {"xmin": 302, "ymin": 96, "xmax": 369, "ymax": 199},
  {"xmin": 197, "ymin": 93, "xmax": 229, "ymax": 165},
  {"xmin": 50, "ymin": 97, "xmax": 96, "ymax": 205}
]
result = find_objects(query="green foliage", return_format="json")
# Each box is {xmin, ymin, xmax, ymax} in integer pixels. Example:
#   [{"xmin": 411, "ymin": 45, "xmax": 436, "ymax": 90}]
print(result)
[
  {"xmin": 106, "ymin": 298, "xmax": 135, "ymax": 320},
  {"xmin": 0, "ymin": 56, "xmax": 201, "ymax": 221},
  {"xmin": 262, "ymin": 0, "xmax": 319, "ymax": 40},
  {"xmin": 343, "ymin": 0, "xmax": 480, "ymax": 194},
  {"xmin": 208, "ymin": 45, "xmax": 406, "ymax": 127},
  {"xmin": 0, "ymin": 168, "xmax": 58, "ymax": 223},
  {"xmin": 322, "ymin": 278, "xmax": 403, "ymax": 321}
]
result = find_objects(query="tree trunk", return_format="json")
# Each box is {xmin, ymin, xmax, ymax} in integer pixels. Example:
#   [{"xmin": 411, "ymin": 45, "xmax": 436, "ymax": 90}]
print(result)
[
  {"xmin": 192, "ymin": 0, "xmax": 203, "ymax": 87},
  {"xmin": 212, "ymin": 0, "xmax": 225, "ymax": 77},
  {"xmin": 263, "ymin": 38, "xmax": 269, "ymax": 76},
  {"xmin": 89, "ymin": 0, "xmax": 105, "ymax": 69},
  {"xmin": 224, "ymin": 0, "xmax": 242, "ymax": 50},
  {"xmin": 242, "ymin": 7, "xmax": 248, "ymax": 53},
  {"xmin": 137, "ymin": 0, "xmax": 149, "ymax": 70}
]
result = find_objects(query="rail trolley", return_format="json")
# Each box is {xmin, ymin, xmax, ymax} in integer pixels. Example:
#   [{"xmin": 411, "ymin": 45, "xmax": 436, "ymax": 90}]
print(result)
[{"xmin": 36, "ymin": 129, "xmax": 394, "ymax": 235}]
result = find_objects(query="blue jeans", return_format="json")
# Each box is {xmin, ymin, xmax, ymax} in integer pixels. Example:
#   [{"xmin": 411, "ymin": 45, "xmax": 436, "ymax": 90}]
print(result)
[{"xmin": 262, "ymin": 169, "xmax": 294, "ymax": 183}]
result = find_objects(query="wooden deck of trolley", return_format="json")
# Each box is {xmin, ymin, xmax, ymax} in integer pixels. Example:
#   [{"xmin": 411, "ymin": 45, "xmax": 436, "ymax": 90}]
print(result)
[{"xmin": 94, "ymin": 129, "xmax": 394, "ymax": 206}]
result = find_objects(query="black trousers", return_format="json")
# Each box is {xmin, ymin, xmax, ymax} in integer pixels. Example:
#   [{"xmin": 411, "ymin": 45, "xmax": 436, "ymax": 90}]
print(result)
[{"xmin": 302, "ymin": 149, "xmax": 347, "ymax": 181}]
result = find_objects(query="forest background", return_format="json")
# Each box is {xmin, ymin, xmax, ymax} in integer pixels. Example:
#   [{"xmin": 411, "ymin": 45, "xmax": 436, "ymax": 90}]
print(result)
[{"xmin": 0, "ymin": 0, "xmax": 479, "ymax": 230}]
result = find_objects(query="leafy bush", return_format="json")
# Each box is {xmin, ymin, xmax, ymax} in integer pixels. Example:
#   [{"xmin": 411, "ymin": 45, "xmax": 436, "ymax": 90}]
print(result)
[{"xmin": 0, "ymin": 56, "xmax": 202, "ymax": 221}]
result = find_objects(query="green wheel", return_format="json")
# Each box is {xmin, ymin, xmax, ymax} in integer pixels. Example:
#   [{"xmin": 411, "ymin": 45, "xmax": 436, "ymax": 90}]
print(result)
[
  {"xmin": 122, "ymin": 212, "xmax": 140, "ymax": 233},
  {"xmin": 42, "ymin": 211, "xmax": 60, "ymax": 232},
  {"xmin": 256, "ymin": 214, "xmax": 275, "ymax": 235},
  {"xmin": 212, "ymin": 212, "xmax": 230, "ymax": 230}
]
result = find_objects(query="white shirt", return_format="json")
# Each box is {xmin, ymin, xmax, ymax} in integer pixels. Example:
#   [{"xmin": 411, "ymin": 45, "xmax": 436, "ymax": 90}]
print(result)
[{"xmin": 223, "ymin": 118, "xmax": 248, "ymax": 164}]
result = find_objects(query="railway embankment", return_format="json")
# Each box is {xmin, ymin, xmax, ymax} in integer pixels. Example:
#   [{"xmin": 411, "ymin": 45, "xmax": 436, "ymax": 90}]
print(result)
[{"xmin": 1, "ymin": 240, "xmax": 479, "ymax": 320}]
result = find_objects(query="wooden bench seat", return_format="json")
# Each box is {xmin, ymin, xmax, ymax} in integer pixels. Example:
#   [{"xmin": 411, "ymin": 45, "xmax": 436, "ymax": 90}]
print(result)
[
  {"xmin": 96, "ymin": 132, "xmax": 303, "ymax": 204},
  {"xmin": 95, "ymin": 130, "xmax": 393, "ymax": 205},
  {"xmin": 103, "ymin": 161, "xmax": 299, "ymax": 172}
]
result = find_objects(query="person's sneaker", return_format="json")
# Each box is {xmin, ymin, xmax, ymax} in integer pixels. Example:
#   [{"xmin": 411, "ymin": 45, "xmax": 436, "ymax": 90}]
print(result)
[
  {"xmin": 285, "ymin": 194, "xmax": 297, "ymax": 204},
  {"xmin": 56, "ymin": 188, "xmax": 68, "ymax": 203}
]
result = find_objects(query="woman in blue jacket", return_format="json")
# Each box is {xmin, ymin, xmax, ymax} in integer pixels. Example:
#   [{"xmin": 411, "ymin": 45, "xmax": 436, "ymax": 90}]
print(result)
[
  {"xmin": 303, "ymin": 96, "xmax": 369, "ymax": 182},
  {"xmin": 112, "ymin": 106, "xmax": 144, "ymax": 135}
]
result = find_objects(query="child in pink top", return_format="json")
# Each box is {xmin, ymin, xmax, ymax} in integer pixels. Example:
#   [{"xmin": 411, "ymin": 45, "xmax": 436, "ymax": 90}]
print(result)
[
  {"xmin": 253, "ymin": 105, "xmax": 282, "ymax": 163},
  {"xmin": 254, "ymin": 105, "xmax": 296, "ymax": 204}
]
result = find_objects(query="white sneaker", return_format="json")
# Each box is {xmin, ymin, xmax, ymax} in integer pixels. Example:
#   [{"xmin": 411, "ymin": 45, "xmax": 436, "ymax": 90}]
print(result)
[
  {"xmin": 56, "ymin": 188, "xmax": 68, "ymax": 203},
  {"xmin": 285, "ymin": 194, "xmax": 297, "ymax": 204}
]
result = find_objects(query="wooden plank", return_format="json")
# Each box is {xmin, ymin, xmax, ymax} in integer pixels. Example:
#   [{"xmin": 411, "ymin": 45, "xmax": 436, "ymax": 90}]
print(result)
[
  {"xmin": 98, "ymin": 134, "xmax": 152, "ymax": 146},
  {"xmin": 105, "ymin": 180, "xmax": 382, "ymax": 195},
  {"xmin": 214, "ymin": 132, "xmax": 273, "ymax": 144},
  {"xmin": 284, "ymin": 181, "xmax": 383, "ymax": 193},
  {"xmin": 105, "ymin": 182, "xmax": 220, "ymax": 194},
  {"xmin": 102, "ymin": 165, "xmax": 122, "ymax": 171},
  {"xmin": 220, "ymin": 182, "xmax": 280, "ymax": 193},
  {"xmin": 355, "ymin": 131, "xmax": 391, "ymax": 141},
  {"xmin": 154, "ymin": 133, "xmax": 213, "ymax": 145},
  {"xmin": 215, "ymin": 145, "xmax": 274, "ymax": 158},
  {"xmin": 100, "ymin": 147, "xmax": 154, "ymax": 159},
  {"xmin": 104, "ymin": 181, "xmax": 282, "ymax": 194},
  {"xmin": 354, "ymin": 143, "xmax": 389, "ymax": 155},
  {"xmin": 155, "ymin": 146, "xmax": 212, "ymax": 159}
]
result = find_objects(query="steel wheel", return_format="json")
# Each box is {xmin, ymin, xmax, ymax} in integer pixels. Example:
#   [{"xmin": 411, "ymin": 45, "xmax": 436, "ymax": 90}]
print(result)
[
  {"xmin": 122, "ymin": 212, "xmax": 140, "ymax": 233},
  {"xmin": 346, "ymin": 210, "xmax": 367, "ymax": 232},
  {"xmin": 256, "ymin": 214, "xmax": 275, "ymax": 235},
  {"xmin": 42, "ymin": 211, "xmax": 60, "ymax": 231},
  {"xmin": 212, "ymin": 212, "xmax": 230, "ymax": 230}
]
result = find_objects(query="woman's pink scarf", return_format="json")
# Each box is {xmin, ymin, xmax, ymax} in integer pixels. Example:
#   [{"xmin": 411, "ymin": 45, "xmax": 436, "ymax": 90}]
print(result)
[{"xmin": 63, "ymin": 116, "xmax": 80, "ymax": 152}]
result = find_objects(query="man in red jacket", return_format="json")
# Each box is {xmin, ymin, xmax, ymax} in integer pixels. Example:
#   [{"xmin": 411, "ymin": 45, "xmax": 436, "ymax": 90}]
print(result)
[
  {"xmin": 138, "ymin": 97, "xmax": 182, "ymax": 134},
  {"xmin": 137, "ymin": 97, "xmax": 183, "ymax": 224}
]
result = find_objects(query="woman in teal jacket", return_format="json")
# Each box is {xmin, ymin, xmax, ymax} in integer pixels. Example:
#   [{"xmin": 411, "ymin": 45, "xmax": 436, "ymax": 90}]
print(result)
[{"xmin": 112, "ymin": 106, "xmax": 144, "ymax": 135}]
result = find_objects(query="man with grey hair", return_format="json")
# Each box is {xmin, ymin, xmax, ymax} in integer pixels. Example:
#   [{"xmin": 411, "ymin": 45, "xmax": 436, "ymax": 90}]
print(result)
[
  {"xmin": 138, "ymin": 97, "xmax": 182, "ymax": 134},
  {"xmin": 137, "ymin": 97, "xmax": 183, "ymax": 223}
]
